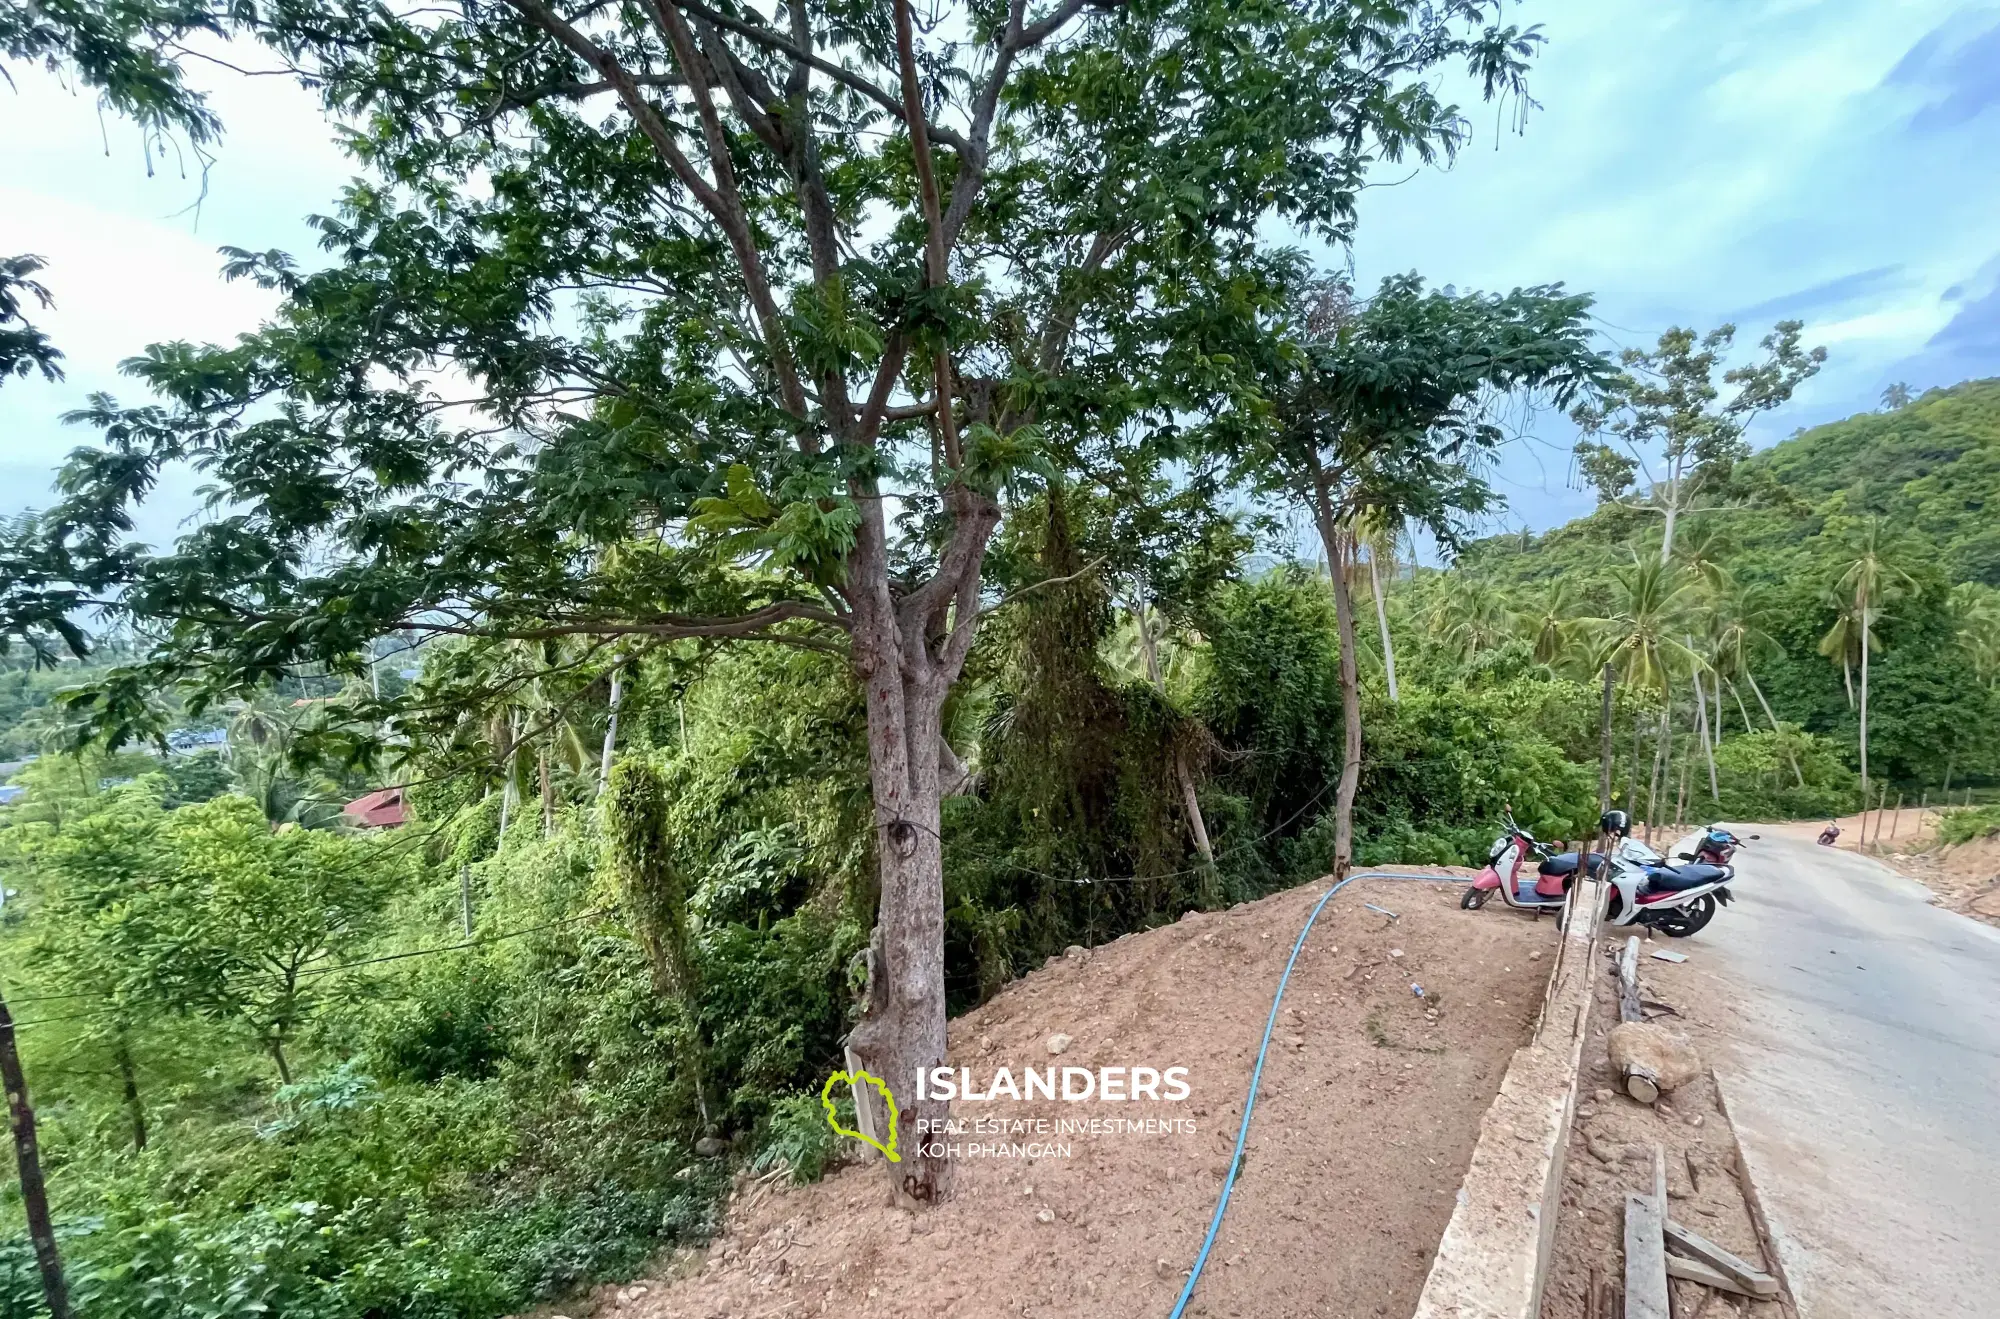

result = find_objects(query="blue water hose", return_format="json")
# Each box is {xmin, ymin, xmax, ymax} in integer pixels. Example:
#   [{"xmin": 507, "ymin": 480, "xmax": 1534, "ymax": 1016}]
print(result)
[{"xmin": 1166, "ymin": 871, "xmax": 1472, "ymax": 1319}]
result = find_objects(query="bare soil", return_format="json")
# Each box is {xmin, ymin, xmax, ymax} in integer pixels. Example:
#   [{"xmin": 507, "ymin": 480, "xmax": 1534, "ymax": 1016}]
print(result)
[
  {"xmin": 1541, "ymin": 937, "xmax": 1789, "ymax": 1319},
  {"xmin": 565, "ymin": 873, "xmax": 1562, "ymax": 1319}
]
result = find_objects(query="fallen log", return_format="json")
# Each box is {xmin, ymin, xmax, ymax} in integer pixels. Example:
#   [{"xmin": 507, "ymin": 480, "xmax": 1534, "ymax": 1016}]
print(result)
[{"xmin": 1616, "ymin": 937, "xmax": 1659, "ymax": 1101}]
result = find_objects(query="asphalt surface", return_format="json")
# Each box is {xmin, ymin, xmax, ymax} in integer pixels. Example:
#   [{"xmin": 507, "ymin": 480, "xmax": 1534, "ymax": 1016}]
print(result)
[{"xmin": 1693, "ymin": 830, "xmax": 2000, "ymax": 1319}]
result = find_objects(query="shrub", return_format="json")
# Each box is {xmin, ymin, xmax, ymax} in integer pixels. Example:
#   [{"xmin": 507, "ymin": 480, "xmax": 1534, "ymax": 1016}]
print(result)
[{"xmin": 1937, "ymin": 805, "xmax": 2000, "ymax": 846}]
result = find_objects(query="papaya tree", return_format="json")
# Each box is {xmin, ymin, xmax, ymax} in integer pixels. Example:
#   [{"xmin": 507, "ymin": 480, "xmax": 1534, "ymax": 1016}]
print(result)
[{"xmin": 1, "ymin": 0, "xmax": 1545, "ymax": 1203}]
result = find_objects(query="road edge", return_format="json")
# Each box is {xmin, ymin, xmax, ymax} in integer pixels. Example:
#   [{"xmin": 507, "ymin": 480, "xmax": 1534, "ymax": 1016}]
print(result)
[
  {"xmin": 1411, "ymin": 878, "xmax": 1605, "ymax": 1319},
  {"xmin": 1711, "ymin": 1067, "xmax": 1805, "ymax": 1319}
]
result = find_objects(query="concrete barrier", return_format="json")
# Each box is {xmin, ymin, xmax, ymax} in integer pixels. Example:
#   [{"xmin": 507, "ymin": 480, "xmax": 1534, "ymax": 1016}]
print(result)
[{"xmin": 1411, "ymin": 877, "xmax": 1606, "ymax": 1319}]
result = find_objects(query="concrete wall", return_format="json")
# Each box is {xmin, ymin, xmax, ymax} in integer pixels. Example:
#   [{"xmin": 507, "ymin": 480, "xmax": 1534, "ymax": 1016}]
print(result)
[{"xmin": 1410, "ymin": 878, "xmax": 1605, "ymax": 1319}]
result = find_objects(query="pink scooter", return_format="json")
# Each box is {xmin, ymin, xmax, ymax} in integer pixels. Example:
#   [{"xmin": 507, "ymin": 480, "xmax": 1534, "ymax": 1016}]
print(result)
[{"xmin": 1460, "ymin": 808, "xmax": 1602, "ymax": 913}]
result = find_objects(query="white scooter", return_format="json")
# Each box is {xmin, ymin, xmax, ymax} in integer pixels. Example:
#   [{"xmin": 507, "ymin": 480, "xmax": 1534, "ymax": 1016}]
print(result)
[{"xmin": 1597, "ymin": 811, "xmax": 1736, "ymax": 938}]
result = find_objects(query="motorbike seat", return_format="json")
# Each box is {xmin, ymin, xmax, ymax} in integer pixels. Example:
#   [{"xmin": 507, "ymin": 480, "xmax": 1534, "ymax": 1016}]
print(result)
[
  {"xmin": 1644, "ymin": 862, "xmax": 1727, "ymax": 892},
  {"xmin": 1537, "ymin": 852, "xmax": 1608, "ymax": 879}
]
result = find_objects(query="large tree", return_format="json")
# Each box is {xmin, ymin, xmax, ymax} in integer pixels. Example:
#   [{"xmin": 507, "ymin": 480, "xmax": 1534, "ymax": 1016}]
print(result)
[
  {"xmin": 1254, "ymin": 272, "xmax": 1605, "ymax": 879},
  {"xmin": 1, "ymin": 0, "xmax": 1542, "ymax": 1203},
  {"xmin": 1572, "ymin": 321, "xmax": 1825, "ymax": 563}
]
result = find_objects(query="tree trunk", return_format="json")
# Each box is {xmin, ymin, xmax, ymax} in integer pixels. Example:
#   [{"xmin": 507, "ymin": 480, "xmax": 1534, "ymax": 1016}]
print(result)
[
  {"xmin": 1646, "ymin": 705, "xmax": 1669, "ymax": 842},
  {"xmin": 540, "ymin": 746, "xmax": 554, "ymax": 837},
  {"xmin": 1943, "ymin": 751, "xmax": 1955, "ymax": 795},
  {"xmin": 116, "ymin": 1033, "xmax": 147, "ymax": 1152},
  {"xmin": 269, "ymin": 1035, "xmax": 293, "ymax": 1087},
  {"xmin": 459, "ymin": 862, "xmax": 475, "ymax": 936},
  {"xmin": 598, "ymin": 664, "xmax": 624, "ymax": 792},
  {"xmin": 1691, "ymin": 663, "xmax": 1719, "ymax": 802},
  {"xmin": 1659, "ymin": 472, "xmax": 1680, "ymax": 566},
  {"xmin": 1367, "ymin": 546, "xmax": 1399, "ymax": 703},
  {"xmin": 1598, "ymin": 663, "xmax": 1616, "ymax": 812},
  {"xmin": 1627, "ymin": 707, "xmax": 1644, "ymax": 814},
  {"xmin": 846, "ymin": 655, "xmax": 953, "ymax": 1205},
  {"xmin": 1131, "ymin": 600, "xmax": 1213, "ymax": 862},
  {"xmin": 1, "ymin": 989, "xmax": 72, "ymax": 1319},
  {"xmin": 1858, "ymin": 598, "xmax": 1872, "ymax": 803},
  {"xmin": 1841, "ymin": 654, "xmax": 1854, "ymax": 709},
  {"xmin": 1743, "ymin": 670, "xmax": 1804, "ymax": 787},
  {"xmin": 1308, "ymin": 489, "xmax": 1363, "ymax": 882},
  {"xmin": 498, "ymin": 712, "xmax": 518, "ymax": 838}
]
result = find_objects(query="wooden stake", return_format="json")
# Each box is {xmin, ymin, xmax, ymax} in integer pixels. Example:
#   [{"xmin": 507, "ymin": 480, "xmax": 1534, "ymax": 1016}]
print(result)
[
  {"xmin": 1625, "ymin": 1169, "xmax": 1670, "ymax": 1318},
  {"xmin": 1663, "ymin": 1220, "xmax": 1780, "ymax": 1298},
  {"xmin": 1889, "ymin": 792, "xmax": 1904, "ymax": 842}
]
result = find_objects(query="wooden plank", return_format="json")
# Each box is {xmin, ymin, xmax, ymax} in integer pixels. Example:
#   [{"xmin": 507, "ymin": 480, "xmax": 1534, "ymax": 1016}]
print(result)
[
  {"xmin": 1664, "ymin": 1220, "xmax": 1780, "ymax": 1298},
  {"xmin": 1624, "ymin": 1193, "xmax": 1671, "ymax": 1319},
  {"xmin": 1667, "ymin": 1255, "xmax": 1755, "ymax": 1296}
]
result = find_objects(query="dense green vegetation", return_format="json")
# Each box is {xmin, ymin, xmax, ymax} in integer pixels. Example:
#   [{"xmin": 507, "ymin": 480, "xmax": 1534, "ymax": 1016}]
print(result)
[
  {"xmin": 7, "ymin": 384, "xmax": 1999, "ymax": 1319},
  {"xmin": 1445, "ymin": 377, "xmax": 2000, "ymax": 804},
  {"xmin": 6, "ymin": 0, "xmax": 1999, "ymax": 1313}
]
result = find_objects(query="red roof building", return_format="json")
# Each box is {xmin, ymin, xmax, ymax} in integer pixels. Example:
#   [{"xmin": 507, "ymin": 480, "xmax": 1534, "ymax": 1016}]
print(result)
[{"xmin": 343, "ymin": 787, "xmax": 407, "ymax": 828}]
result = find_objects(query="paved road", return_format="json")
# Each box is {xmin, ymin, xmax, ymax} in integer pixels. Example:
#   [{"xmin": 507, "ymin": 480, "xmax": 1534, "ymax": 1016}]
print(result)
[{"xmin": 1693, "ymin": 830, "xmax": 2000, "ymax": 1319}]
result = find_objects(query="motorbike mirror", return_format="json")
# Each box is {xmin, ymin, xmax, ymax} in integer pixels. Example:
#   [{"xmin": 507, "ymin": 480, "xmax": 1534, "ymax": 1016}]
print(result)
[
  {"xmin": 1748, "ymin": 834, "xmax": 1761, "ymax": 840},
  {"xmin": 1675, "ymin": 852, "xmax": 1695, "ymax": 861}
]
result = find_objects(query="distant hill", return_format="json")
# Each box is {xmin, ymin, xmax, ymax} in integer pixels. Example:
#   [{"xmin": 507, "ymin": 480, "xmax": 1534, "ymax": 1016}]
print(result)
[
  {"xmin": 1743, "ymin": 378, "xmax": 2000, "ymax": 586},
  {"xmin": 1456, "ymin": 377, "xmax": 2000, "ymax": 594},
  {"xmin": 1432, "ymin": 377, "xmax": 2000, "ymax": 793}
]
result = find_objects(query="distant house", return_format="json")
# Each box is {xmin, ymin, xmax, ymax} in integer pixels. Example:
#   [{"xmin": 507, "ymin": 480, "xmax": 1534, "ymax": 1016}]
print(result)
[
  {"xmin": 342, "ymin": 787, "xmax": 407, "ymax": 828},
  {"xmin": 167, "ymin": 727, "xmax": 229, "ymax": 754}
]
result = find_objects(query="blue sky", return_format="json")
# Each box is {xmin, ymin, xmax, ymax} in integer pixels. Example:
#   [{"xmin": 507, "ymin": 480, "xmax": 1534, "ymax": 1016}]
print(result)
[{"xmin": 4, "ymin": 0, "xmax": 2000, "ymax": 547}]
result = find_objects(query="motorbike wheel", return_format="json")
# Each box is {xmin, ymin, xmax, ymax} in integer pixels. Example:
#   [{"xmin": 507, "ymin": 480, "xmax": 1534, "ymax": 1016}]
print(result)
[
  {"xmin": 1652, "ymin": 895, "xmax": 1717, "ymax": 938},
  {"xmin": 1460, "ymin": 887, "xmax": 1491, "ymax": 910}
]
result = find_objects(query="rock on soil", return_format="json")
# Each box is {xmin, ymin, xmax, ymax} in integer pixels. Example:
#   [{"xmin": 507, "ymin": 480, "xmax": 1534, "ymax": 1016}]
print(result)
[
  {"xmin": 574, "ymin": 874, "xmax": 1563, "ymax": 1319},
  {"xmin": 1607, "ymin": 1021, "xmax": 1702, "ymax": 1094}
]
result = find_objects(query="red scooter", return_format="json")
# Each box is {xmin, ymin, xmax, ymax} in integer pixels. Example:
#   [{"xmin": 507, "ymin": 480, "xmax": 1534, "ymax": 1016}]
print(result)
[{"xmin": 1677, "ymin": 825, "xmax": 1756, "ymax": 865}]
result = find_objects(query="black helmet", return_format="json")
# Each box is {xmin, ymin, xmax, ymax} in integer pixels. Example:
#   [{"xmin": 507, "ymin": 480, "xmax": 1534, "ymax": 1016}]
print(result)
[{"xmin": 1600, "ymin": 809, "xmax": 1631, "ymax": 837}]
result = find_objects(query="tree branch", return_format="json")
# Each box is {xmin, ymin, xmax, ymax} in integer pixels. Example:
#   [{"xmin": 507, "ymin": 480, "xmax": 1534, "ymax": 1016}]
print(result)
[
  {"xmin": 670, "ymin": 0, "xmax": 970, "ymax": 154},
  {"xmin": 641, "ymin": 0, "xmax": 813, "ymax": 425}
]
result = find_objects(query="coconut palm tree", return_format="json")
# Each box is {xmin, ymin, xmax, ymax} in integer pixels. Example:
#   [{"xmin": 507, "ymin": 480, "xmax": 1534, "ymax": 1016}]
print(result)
[
  {"xmin": 1828, "ymin": 518, "xmax": 1917, "ymax": 802},
  {"xmin": 1816, "ymin": 592, "xmax": 1862, "ymax": 709},
  {"xmin": 1594, "ymin": 557, "xmax": 1699, "ymax": 695},
  {"xmin": 1710, "ymin": 585, "xmax": 1803, "ymax": 785},
  {"xmin": 1951, "ymin": 583, "xmax": 2000, "ymax": 691},
  {"xmin": 1427, "ymin": 574, "xmax": 1514, "ymax": 662},
  {"xmin": 1591, "ymin": 556, "xmax": 1701, "ymax": 837},
  {"xmin": 1519, "ymin": 578, "xmax": 1582, "ymax": 669}
]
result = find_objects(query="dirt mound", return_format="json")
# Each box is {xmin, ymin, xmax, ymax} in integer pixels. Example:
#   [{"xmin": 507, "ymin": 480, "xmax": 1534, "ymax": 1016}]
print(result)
[
  {"xmin": 1896, "ymin": 832, "xmax": 2000, "ymax": 926},
  {"xmin": 580, "ymin": 873, "xmax": 1562, "ymax": 1319}
]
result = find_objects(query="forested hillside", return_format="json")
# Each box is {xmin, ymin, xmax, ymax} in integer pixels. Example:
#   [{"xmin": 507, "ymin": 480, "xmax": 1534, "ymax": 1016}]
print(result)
[{"xmin": 1438, "ymin": 378, "xmax": 2000, "ymax": 796}]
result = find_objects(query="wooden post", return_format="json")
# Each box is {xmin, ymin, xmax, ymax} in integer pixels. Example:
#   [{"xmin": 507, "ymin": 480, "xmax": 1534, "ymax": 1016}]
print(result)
[
  {"xmin": 0, "ymin": 988, "xmax": 71, "ymax": 1319},
  {"xmin": 1889, "ymin": 792, "xmax": 1904, "ymax": 842}
]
